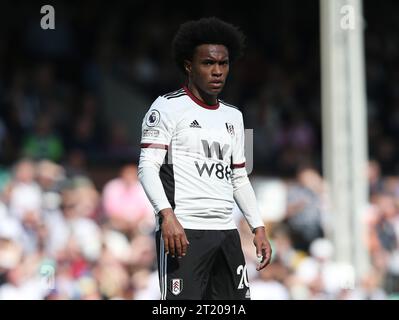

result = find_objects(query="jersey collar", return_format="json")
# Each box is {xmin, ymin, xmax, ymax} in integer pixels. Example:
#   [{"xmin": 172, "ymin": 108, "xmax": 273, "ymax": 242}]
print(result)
[{"xmin": 183, "ymin": 86, "xmax": 219, "ymax": 110}]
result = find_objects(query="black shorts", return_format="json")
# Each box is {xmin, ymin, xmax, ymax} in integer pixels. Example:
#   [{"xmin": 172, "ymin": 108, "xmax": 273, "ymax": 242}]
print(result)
[{"xmin": 155, "ymin": 229, "xmax": 251, "ymax": 300}]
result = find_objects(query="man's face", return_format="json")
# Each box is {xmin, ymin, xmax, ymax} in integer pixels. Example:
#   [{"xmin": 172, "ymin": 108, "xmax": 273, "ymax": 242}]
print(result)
[{"xmin": 185, "ymin": 44, "xmax": 229, "ymax": 96}]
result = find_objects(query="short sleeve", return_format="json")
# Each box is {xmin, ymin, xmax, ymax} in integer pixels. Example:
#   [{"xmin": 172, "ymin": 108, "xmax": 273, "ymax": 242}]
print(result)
[{"xmin": 140, "ymin": 97, "xmax": 175, "ymax": 149}]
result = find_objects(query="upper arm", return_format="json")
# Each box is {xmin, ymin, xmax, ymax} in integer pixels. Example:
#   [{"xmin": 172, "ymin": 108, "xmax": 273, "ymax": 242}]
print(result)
[{"xmin": 140, "ymin": 97, "xmax": 175, "ymax": 150}]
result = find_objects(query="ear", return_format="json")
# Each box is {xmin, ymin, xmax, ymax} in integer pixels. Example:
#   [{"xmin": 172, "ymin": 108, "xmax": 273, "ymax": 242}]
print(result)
[{"xmin": 184, "ymin": 60, "xmax": 192, "ymax": 75}]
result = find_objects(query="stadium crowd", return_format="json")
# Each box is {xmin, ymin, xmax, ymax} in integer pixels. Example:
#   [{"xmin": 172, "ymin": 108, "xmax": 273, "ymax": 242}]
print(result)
[{"xmin": 0, "ymin": 0, "xmax": 399, "ymax": 299}]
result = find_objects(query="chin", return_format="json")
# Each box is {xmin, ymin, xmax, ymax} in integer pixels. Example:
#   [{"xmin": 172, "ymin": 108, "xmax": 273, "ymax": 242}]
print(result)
[{"xmin": 208, "ymin": 87, "xmax": 223, "ymax": 95}]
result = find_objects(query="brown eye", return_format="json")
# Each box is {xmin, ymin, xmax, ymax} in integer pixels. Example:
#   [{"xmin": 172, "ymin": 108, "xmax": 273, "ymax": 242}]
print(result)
[{"xmin": 202, "ymin": 60, "xmax": 214, "ymax": 65}]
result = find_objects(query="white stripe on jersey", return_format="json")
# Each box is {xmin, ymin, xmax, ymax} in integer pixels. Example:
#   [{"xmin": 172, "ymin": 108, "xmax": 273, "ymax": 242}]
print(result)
[
  {"xmin": 163, "ymin": 88, "xmax": 184, "ymax": 98},
  {"xmin": 160, "ymin": 236, "xmax": 167, "ymax": 300}
]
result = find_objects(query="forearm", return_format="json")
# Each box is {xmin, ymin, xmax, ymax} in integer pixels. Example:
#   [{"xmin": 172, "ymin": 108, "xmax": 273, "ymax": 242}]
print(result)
[
  {"xmin": 138, "ymin": 149, "xmax": 172, "ymax": 214},
  {"xmin": 232, "ymin": 170, "xmax": 264, "ymax": 232}
]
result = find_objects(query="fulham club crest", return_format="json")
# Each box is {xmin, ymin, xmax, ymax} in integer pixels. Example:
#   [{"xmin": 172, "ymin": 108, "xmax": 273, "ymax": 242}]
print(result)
[
  {"xmin": 225, "ymin": 123, "xmax": 235, "ymax": 136},
  {"xmin": 171, "ymin": 279, "xmax": 183, "ymax": 295}
]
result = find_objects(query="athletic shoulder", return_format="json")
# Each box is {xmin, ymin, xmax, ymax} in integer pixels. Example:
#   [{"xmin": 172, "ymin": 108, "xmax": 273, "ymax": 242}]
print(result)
[
  {"xmin": 148, "ymin": 89, "xmax": 187, "ymax": 112},
  {"xmin": 219, "ymin": 100, "xmax": 243, "ymax": 116},
  {"xmin": 219, "ymin": 99, "xmax": 241, "ymax": 110},
  {"xmin": 161, "ymin": 88, "xmax": 188, "ymax": 100}
]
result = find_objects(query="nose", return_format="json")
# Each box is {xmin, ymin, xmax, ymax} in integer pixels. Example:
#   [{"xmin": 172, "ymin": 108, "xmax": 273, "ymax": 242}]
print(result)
[{"xmin": 212, "ymin": 64, "xmax": 222, "ymax": 77}]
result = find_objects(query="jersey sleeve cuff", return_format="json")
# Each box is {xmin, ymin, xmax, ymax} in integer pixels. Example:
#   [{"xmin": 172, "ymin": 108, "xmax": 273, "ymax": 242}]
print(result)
[
  {"xmin": 232, "ymin": 162, "xmax": 246, "ymax": 169},
  {"xmin": 154, "ymin": 203, "xmax": 173, "ymax": 215},
  {"xmin": 140, "ymin": 143, "xmax": 169, "ymax": 150}
]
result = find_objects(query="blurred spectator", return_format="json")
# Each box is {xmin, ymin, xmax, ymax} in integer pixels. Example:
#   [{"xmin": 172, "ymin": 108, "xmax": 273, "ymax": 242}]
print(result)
[
  {"xmin": 131, "ymin": 269, "xmax": 160, "ymax": 300},
  {"xmin": 94, "ymin": 249, "xmax": 130, "ymax": 299},
  {"xmin": 4, "ymin": 159, "xmax": 42, "ymax": 230},
  {"xmin": 284, "ymin": 166, "xmax": 328, "ymax": 253},
  {"xmin": 102, "ymin": 163, "xmax": 154, "ymax": 236},
  {"xmin": 22, "ymin": 115, "xmax": 64, "ymax": 162},
  {"xmin": 63, "ymin": 149, "xmax": 88, "ymax": 178},
  {"xmin": 46, "ymin": 180, "xmax": 102, "ymax": 262},
  {"xmin": 270, "ymin": 223, "xmax": 306, "ymax": 270},
  {"xmin": 367, "ymin": 194, "xmax": 399, "ymax": 294},
  {"xmin": 65, "ymin": 93, "xmax": 105, "ymax": 162},
  {"xmin": 250, "ymin": 262, "xmax": 291, "ymax": 300},
  {"xmin": 0, "ymin": 117, "xmax": 8, "ymax": 157},
  {"xmin": 67, "ymin": 117, "xmax": 97, "ymax": 159},
  {"xmin": 36, "ymin": 160, "xmax": 65, "ymax": 212},
  {"xmin": 106, "ymin": 122, "xmax": 138, "ymax": 163},
  {"xmin": 345, "ymin": 270, "xmax": 387, "ymax": 300},
  {"xmin": 0, "ymin": 256, "xmax": 45, "ymax": 300},
  {"xmin": 368, "ymin": 160, "xmax": 384, "ymax": 196}
]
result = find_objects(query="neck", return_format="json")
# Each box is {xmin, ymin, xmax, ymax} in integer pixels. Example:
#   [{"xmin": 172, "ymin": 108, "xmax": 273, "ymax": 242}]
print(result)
[{"xmin": 187, "ymin": 82, "xmax": 218, "ymax": 106}]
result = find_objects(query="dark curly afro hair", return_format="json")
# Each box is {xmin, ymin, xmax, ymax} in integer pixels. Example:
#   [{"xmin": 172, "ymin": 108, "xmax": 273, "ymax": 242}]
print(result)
[{"xmin": 172, "ymin": 17, "xmax": 245, "ymax": 75}]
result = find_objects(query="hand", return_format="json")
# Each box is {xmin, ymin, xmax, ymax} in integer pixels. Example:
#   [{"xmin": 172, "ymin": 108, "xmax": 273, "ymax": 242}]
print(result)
[
  {"xmin": 159, "ymin": 208, "xmax": 189, "ymax": 258},
  {"xmin": 253, "ymin": 226, "xmax": 272, "ymax": 271}
]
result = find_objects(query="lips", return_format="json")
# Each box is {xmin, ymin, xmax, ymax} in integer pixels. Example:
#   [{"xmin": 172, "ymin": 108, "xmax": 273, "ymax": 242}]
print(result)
[{"xmin": 210, "ymin": 81, "xmax": 223, "ymax": 88}]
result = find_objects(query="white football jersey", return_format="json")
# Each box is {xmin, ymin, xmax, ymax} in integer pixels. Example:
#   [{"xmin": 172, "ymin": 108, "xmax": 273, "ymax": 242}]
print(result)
[{"xmin": 140, "ymin": 86, "xmax": 246, "ymax": 230}]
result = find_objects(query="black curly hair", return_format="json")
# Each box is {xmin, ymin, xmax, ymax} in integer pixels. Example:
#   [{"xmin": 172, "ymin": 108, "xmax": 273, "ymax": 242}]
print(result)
[{"xmin": 172, "ymin": 17, "xmax": 246, "ymax": 75}]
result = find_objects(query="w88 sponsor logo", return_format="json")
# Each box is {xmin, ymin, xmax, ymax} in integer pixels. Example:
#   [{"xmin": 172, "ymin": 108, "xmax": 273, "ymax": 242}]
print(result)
[{"xmin": 195, "ymin": 161, "xmax": 232, "ymax": 181}]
